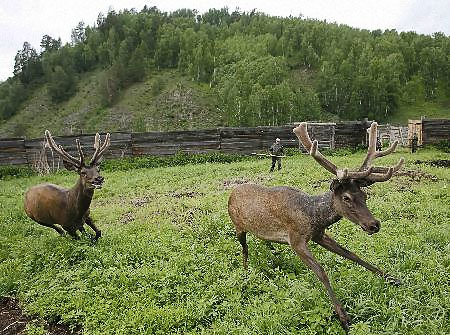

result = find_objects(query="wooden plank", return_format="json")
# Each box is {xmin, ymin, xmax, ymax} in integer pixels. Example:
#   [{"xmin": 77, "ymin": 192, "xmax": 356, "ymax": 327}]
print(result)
[
  {"xmin": 0, "ymin": 139, "xmax": 25, "ymax": 149},
  {"xmin": 132, "ymin": 129, "xmax": 219, "ymax": 143},
  {"xmin": 25, "ymin": 132, "xmax": 132, "ymax": 166}
]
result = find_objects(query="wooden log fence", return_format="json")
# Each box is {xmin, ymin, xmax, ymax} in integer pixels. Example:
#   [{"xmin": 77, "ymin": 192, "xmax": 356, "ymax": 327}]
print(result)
[
  {"xmin": 0, "ymin": 138, "xmax": 27, "ymax": 166},
  {"xmin": 2, "ymin": 119, "xmax": 444, "ymax": 167},
  {"xmin": 421, "ymin": 118, "xmax": 450, "ymax": 145}
]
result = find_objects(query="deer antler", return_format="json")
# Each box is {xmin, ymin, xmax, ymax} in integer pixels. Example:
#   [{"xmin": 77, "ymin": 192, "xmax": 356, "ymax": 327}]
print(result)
[
  {"xmin": 90, "ymin": 133, "xmax": 110, "ymax": 165},
  {"xmin": 292, "ymin": 122, "xmax": 404, "ymax": 183},
  {"xmin": 359, "ymin": 122, "xmax": 404, "ymax": 182},
  {"xmin": 293, "ymin": 123, "xmax": 370, "ymax": 180},
  {"xmin": 76, "ymin": 139, "xmax": 84, "ymax": 166},
  {"xmin": 293, "ymin": 123, "xmax": 338, "ymax": 175},
  {"xmin": 45, "ymin": 130, "xmax": 83, "ymax": 168}
]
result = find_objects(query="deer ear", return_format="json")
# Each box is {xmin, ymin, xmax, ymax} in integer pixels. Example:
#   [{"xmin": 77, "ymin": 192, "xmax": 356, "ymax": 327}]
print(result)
[
  {"xmin": 330, "ymin": 179, "xmax": 342, "ymax": 192},
  {"xmin": 355, "ymin": 178, "xmax": 374, "ymax": 188}
]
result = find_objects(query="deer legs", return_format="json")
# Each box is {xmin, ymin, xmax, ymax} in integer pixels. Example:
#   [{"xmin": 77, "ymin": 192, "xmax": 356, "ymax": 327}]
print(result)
[
  {"xmin": 290, "ymin": 234, "xmax": 351, "ymax": 332},
  {"xmin": 63, "ymin": 217, "xmax": 101, "ymax": 241},
  {"xmin": 236, "ymin": 231, "xmax": 248, "ymax": 270},
  {"xmin": 85, "ymin": 216, "xmax": 102, "ymax": 241},
  {"xmin": 36, "ymin": 221, "xmax": 65, "ymax": 236},
  {"xmin": 313, "ymin": 233, "xmax": 401, "ymax": 285}
]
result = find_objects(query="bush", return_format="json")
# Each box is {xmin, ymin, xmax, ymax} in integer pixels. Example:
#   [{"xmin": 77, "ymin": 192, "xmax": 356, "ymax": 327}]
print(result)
[
  {"xmin": 101, "ymin": 151, "xmax": 252, "ymax": 172},
  {"xmin": 434, "ymin": 140, "xmax": 450, "ymax": 153},
  {"xmin": 0, "ymin": 165, "xmax": 35, "ymax": 179}
]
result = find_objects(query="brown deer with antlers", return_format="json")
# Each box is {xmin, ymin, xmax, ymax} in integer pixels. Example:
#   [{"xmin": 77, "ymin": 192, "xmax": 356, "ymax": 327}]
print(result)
[
  {"xmin": 228, "ymin": 122, "xmax": 404, "ymax": 331},
  {"xmin": 24, "ymin": 131, "xmax": 110, "ymax": 240}
]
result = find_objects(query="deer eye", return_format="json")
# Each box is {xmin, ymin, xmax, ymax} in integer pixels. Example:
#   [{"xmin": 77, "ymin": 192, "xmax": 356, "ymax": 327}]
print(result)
[{"xmin": 343, "ymin": 195, "xmax": 352, "ymax": 203}]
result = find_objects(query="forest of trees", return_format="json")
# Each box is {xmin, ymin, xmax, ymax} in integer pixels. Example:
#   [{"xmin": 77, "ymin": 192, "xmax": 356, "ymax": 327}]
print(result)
[{"xmin": 0, "ymin": 6, "xmax": 449, "ymax": 126}]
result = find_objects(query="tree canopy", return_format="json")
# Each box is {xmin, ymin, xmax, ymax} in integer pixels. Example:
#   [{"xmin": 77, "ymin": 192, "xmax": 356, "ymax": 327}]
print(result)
[{"xmin": 1, "ymin": 7, "xmax": 449, "ymax": 125}]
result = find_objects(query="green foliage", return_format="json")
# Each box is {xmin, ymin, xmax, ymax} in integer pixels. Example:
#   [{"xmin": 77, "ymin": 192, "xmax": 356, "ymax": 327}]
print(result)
[
  {"xmin": 40, "ymin": 35, "xmax": 61, "ymax": 54},
  {"xmin": 0, "ymin": 149, "xmax": 449, "ymax": 334},
  {"xmin": 216, "ymin": 56, "xmax": 322, "ymax": 126},
  {"xmin": 1, "ymin": 6, "xmax": 450, "ymax": 124},
  {"xmin": 0, "ymin": 165, "xmax": 35, "ymax": 180},
  {"xmin": 0, "ymin": 79, "xmax": 28, "ymax": 120},
  {"xmin": 25, "ymin": 322, "xmax": 46, "ymax": 335},
  {"xmin": 13, "ymin": 42, "xmax": 43, "ymax": 85},
  {"xmin": 47, "ymin": 65, "xmax": 76, "ymax": 102},
  {"xmin": 101, "ymin": 151, "xmax": 252, "ymax": 172},
  {"xmin": 434, "ymin": 140, "xmax": 450, "ymax": 153},
  {"xmin": 97, "ymin": 65, "xmax": 121, "ymax": 106},
  {"xmin": 151, "ymin": 76, "xmax": 166, "ymax": 96}
]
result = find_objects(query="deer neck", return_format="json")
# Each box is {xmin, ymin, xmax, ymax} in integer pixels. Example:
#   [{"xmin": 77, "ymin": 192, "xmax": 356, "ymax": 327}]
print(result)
[
  {"xmin": 69, "ymin": 178, "xmax": 94, "ymax": 216},
  {"xmin": 307, "ymin": 192, "xmax": 342, "ymax": 231}
]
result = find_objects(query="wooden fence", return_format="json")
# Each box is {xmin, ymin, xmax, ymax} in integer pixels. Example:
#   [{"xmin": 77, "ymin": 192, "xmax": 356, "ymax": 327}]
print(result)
[
  {"xmin": 421, "ymin": 118, "xmax": 450, "ymax": 145},
  {"xmin": 377, "ymin": 124, "xmax": 408, "ymax": 146},
  {"xmin": 0, "ymin": 121, "xmax": 376, "ymax": 167},
  {"xmin": 0, "ymin": 138, "xmax": 26, "ymax": 166},
  {"xmin": 406, "ymin": 118, "xmax": 449, "ymax": 146}
]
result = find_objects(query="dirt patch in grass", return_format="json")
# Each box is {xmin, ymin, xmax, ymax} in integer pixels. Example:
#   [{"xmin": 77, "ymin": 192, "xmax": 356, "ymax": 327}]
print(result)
[
  {"xmin": 169, "ymin": 191, "xmax": 204, "ymax": 198},
  {"xmin": 392, "ymin": 169, "xmax": 439, "ymax": 192},
  {"xmin": 414, "ymin": 159, "xmax": 450, "ymax": 168},
  {"xmin": 130, "ymin": 197, "xmax": 151, "ymax": 207},
  {"xmin": 0, "ymin": 296, "xmax": 80, "ymax": 335},
  {"xmin": 171, "ymin": 209, "xmax": 196, "ymax": 226},
  {"xmin": 119, "ymin": 212, "xmax": 135, "ymax": 224},
  {"xmin": 222, "ymin": 176, "xmax": 273, "ymax": 189},
  {"xmin": 222, "ymin": 178, "xmax": 251, "ymax": 189},
  {"xmin": 395, "ymin": 169, "xmax": 439, "ymax": 182}
]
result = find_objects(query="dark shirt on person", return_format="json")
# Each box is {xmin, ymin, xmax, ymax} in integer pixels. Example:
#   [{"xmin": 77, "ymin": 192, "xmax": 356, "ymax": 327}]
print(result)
[{"xmin": 269, "ymin": 143, "xmax": 284, "ymax": 156}]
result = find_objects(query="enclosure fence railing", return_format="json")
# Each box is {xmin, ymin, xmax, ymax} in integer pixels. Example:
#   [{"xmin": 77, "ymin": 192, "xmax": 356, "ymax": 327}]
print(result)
[{"xmin": 0, "ymin": 119, "xmax": 447, "ymax": 167}]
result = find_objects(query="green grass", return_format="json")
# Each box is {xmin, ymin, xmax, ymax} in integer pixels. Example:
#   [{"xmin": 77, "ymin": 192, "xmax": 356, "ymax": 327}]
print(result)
[{"xmin": 0, "ymin": 149, "xmax": 449, "ymax": 334}]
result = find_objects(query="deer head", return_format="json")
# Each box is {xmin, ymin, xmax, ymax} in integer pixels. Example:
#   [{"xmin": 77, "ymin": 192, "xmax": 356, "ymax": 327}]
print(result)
[
  {"xmin": 293, "ymin": 122, "xmax": 404, "ymax": 235},
  {"xmin": 45, "ymin": 130, "xmax": 111, "ymax": 190}
]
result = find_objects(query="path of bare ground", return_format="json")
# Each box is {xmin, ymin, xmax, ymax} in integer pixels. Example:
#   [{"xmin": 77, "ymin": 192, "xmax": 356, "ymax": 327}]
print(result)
[{"xmin": 0, "ymin": 297, "xmax": 80, "ymax": 335}]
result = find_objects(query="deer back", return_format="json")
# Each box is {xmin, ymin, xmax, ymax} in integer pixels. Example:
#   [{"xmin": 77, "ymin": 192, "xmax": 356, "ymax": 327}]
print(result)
[{"xmin": 229, "ymin": 183, "xmax": 338, "ymax": 243}]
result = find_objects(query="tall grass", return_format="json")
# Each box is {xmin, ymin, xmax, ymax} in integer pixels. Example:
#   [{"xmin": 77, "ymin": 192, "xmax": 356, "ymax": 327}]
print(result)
[{"xmin": 0, "ymin": 148, "xmax": 448, "ymax": 334}]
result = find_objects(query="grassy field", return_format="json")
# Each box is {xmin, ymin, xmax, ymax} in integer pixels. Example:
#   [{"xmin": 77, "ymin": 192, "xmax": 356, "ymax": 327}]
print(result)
[{"xmin": 0, "ymin": 148, "xmax": 448, "ymax": 334}]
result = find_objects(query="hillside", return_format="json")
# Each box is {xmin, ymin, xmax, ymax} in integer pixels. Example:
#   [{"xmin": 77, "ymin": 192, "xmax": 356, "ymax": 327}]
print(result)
[
  {"xmin": 0, "ymin": 69, "xmax": 219, "ymax": 138},
  {"xmin": 1, "ymin": 66, "xmax": 448, "ymax": 139},
  {"xmin": 1, "ymin": 7, "xmax": 450, "ymax": 137}
]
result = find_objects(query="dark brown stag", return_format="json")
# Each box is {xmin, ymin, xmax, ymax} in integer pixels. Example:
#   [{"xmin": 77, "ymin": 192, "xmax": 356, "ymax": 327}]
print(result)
[
  {"xmin": 228, "ymin": 122, "xmax": 404, "ymax": 331},
  {"xmin": 24, "ymin": 130, "xmax": 110, "ymax": 240}
]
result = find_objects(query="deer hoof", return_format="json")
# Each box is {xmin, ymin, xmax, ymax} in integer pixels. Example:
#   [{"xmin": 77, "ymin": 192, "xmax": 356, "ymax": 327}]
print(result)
[
  {"xmin": 340, "ymin": 320, "xmax": 350, "ymax": 333},
  {"xmin": 336, "ymin": 305, "xmax": 351, "ymax": 332},
  {"xmin": 338, "ymin": 316, "xmax": 351, "ymax": 332},
  {"xmin": 385, "ymin": 275, "xmax": 402, "ymax": 286},
  {"xmin": 94, "ymin": 231, "xmax": 102, "ymax": 241}
]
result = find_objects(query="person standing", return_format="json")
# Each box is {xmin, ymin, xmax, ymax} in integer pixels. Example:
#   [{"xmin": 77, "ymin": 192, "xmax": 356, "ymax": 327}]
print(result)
[
  {"xmin": 376, "ymin": 136, "xmax": 382, "ymax": 151},
  {"xmin": 411, "ymin": 133, "xmax": 418, "ymax": 153},
  {"xmin": 269, "ymin": 138, "xmax": 284, "ymax": 172}
]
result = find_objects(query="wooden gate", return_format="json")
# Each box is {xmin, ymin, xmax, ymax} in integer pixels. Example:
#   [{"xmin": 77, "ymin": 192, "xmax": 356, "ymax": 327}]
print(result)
[{"xmin": 408, "ymin": 120, "xmax": 423, "ymax": 146}]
